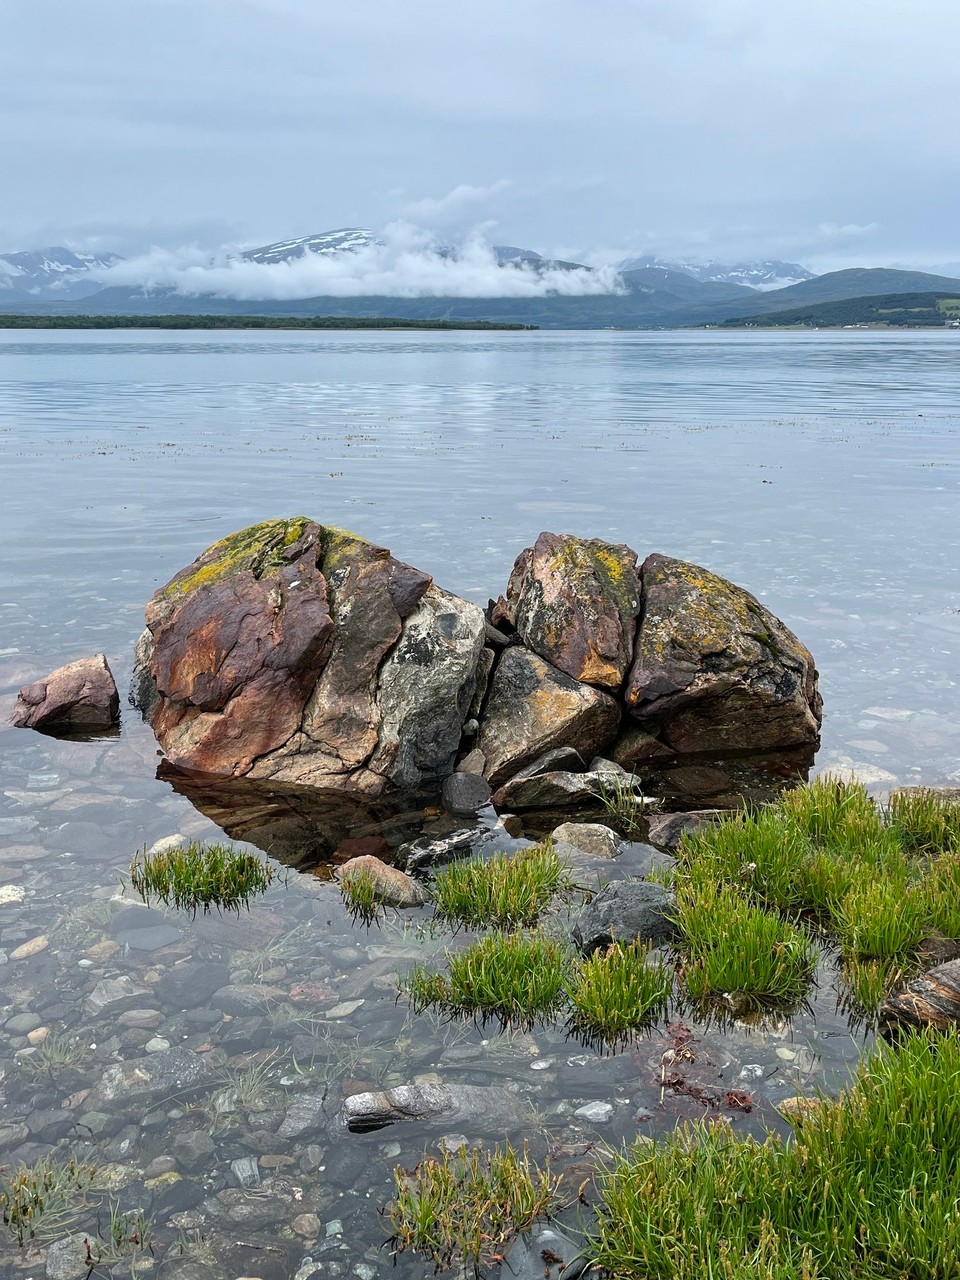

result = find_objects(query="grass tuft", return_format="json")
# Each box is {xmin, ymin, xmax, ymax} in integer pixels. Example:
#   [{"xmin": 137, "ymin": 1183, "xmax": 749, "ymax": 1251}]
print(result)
[
  {"xmin": 0, "ymin": 1156, "xmax": 99, "ymax": 1246},
  {"xmin": 885, "ymin": 786, "xmax": 960, "ymax": 855},
  {"xmin": 338, "ymin": 865, "xmax": 386, "ymax": 927},
  {"xmin": 568, "ymin": 940, "xmax": 672, "ymax": 1043},
  {"xmin": 401, "ymin": 932, "xmax": 570, "ymax": 1029},
  {"xmin": 386, "ymin": 1140, "xmax": 560, "ymax": 1274},
  {"xmin": 597, "ymin": 772, "xmax": 655, "ymax": 836},
  {"xmin": 431, "ymin": 841, "xmax": 574, "ymax": 930},
  {"xmin": 590, "ymin": 1028, "xmax": 960, "ymax": 1280},
  {"xmin": 832, "ymin": 877, "xmax": 928, "ymax": 960},
  {"xmin": 129, "ymin": 840, "xmax": 275, "ymax": 915}
]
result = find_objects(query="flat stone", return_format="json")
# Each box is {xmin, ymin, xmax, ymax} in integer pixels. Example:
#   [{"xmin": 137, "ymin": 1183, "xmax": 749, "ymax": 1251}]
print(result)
[
  {"xmin": 118, "ymin": 1007, "xmax": 163, "ymax": 1029},
  {"xmin": 87, "ymin": 1047, "xmax": 213, "ymax": 1107},
  {"xmin": 172, "ymin": 1129, "xmax": 215, "ymax": 1170},
  {"xmin": 115, "ymin": 925, "xmax": 182, "ymax": 951},
  {"xmin": 5, "ymin": 1011, "xmax": 42, "ymax": 1034},
  {"xmin": 550, "ymin": 822, "xmax": 620, "ymax": 859},
  {"xmin": 215, "ymin": 1187, "xmax": 290, "ymax": 1228},
  {"xmin": 157, "ymin": 959, "xmax": 231, "ymax": 1008},
  {"xmin": 211, "ymin": 982, "xmax": 289, "ymax": 1014},
  {"xmin": 645, "ymin": 809, "xmax": 724, "ymax": 851},
  {"xmin": 574, "ymin": 1100, "xmax": 615, "ymax": 1123},
  {"xmin": 86, "ymin": 976, "xmax": 151, "ymax": 1017},
  {"xmin": 493, "ymin": 768, "xmax": 612, "ymax": 810},
  {"xmin": 278, "ymin": 1090, "xmax": 328, "ymax": 1139}
]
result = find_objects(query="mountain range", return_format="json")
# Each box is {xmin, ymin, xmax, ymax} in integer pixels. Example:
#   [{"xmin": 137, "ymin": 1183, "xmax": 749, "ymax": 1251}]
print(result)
[{"xmin": 1, "ymin": 230, "xmax": 959, "ymax": 327}]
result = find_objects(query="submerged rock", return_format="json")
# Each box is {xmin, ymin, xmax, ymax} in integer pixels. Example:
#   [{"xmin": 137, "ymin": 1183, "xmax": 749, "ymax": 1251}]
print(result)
[
  {"xmin": 645, "ymin": 809, "xmax": 724, "ymax": 850},
  {"xmin": 338, "ymin": 1082, "xmax": 527, "ymax": 1132},
  {"xmin": 12, "ymin": 653, "xmax": 119, "ymax": 733}
]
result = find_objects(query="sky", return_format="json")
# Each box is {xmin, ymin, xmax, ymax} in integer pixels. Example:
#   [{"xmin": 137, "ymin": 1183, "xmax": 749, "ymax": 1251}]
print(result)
[{"xmin": 2, "ymin": 0, "xmax": 959, "ymax": 285}]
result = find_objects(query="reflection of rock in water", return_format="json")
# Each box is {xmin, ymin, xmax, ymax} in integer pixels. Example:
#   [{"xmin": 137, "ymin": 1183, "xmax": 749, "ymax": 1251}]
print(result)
[
  {"xmin": 157, "ymin": 762, "xmax": 435, "ymax": 877},
  {"xmin": 651, "ymin": 745, "xmax": 817, "ymax": 811}
]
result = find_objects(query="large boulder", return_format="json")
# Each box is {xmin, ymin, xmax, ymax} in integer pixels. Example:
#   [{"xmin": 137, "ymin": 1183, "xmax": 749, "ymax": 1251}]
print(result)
[
  {"xmin": 478, "ymin": 647, "xmax": 621, "ymax": 787},
  {"xmin": 136, "ymin": 519, "xmax": 484, "ymax": 796},
  {"xmin": 12, "ymin": 653, "xmax": 119, "ymax": 733},
  {"xmin": 503, "ymin": 531, "xmax": 640, "ymax": 691},
  {"xmin": 625, "ymin": 553, "xmax": 821, "ymax": 753}
]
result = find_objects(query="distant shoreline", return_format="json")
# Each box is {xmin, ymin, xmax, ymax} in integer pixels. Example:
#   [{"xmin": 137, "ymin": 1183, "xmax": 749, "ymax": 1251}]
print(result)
[{"xmin": 0, "ymin": 314, "xmax": 537, "ymax": 332}]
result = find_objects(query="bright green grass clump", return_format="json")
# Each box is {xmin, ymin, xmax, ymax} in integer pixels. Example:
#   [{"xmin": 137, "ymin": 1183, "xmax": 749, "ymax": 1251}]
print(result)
[
  {"xmin": 402, "ymin": 932, "xmax": 570, "ymax": 1028},
  {"xmin": 568, "ymin": 940, "xmax": 672, "ymax": 1042},
  {"xmin": 129, "ymin": 840, "xmax": 275, "ymax": 915},
  {"xmin": 885, "ymin": 786, "xmax": 960, "ymax": 855},
  {"xmin": 431, "ymin": 841, "xmax": 574, "ymax": 930},
  {"xmin": 673, "ymin": 877, "xmax": 817, "ymax": 1008},
  {"xmin": 387, "ymin": 1141, "xmax": 560, "ymax": 1274},
  {"xmin": 590, "ymin": 1028, "xmax": 960, "ymax": 1280},
  {"xmin": 338, "ymin": 865, "xmax": 386, "ymax": 927}
]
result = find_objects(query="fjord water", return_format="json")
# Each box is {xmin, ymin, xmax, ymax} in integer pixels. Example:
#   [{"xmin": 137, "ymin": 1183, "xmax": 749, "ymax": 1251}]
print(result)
[{"xmin": 0, "ymin": 329, "xmax": 959, "ymax": 1276}]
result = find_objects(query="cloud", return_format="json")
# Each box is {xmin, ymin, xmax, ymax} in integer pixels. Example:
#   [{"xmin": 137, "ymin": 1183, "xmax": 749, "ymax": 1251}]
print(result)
[
  {"xmin": 401, "ymin": 181, "xmax": 512, "ymax": 223},
  {"xmin": 817, "ymin": 222, "xmax": 880, "ymax": 239},
  {"xmin": 93, "ymin": 223, "xmax": 625, "ymax": 300}
]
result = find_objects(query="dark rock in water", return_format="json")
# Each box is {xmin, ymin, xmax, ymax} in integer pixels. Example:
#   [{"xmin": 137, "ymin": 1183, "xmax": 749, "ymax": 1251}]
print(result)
[
  {"xmin": 646, "ymin": 809, "xmax": 724, "ymax": 850},
  {"xmin": 135, "ymin": 518, "xmax": 484, "ymax": 796},
  {"xmin": 400, "ymin": 827, "xmax": 486, "ymax": 873},
  {"xmin": 86, "ymin": 976, "xmax": 151, "ymax": 1017},
  {"xmin": 109, "ymin": 904, "xmax": 171, "ymax": 935},
  {"xmin": 113, "ymin": 924, "xmax": 182, "ymax": 951},
  {"xmin": 441, "ymin": 770, "xmax": 493, "ymax": 815},
  {"xmin": 504, "ymin": 531, "xmax": 640, "ymax": 690},
  {"xmin": 335, "ymin": 854, "xmax": 428, "ymax": 907},
  {"xmin": 157, "ymin": 960, "xmax": 230, "ymax": 1009},
  {"xmin": 609, "ymin": 723, "xmax": 677, "ymax": 768},
  {"xmin": 479, "ymin": 648, "xmax": 620, "ymax": 786},
  {"xmin": 12, "ymin": 653, "xmax": 119, "ymax": 733},
  {"xmin": 339, "ymin": 1082, "xmax": 527, "ymax": 1132},
  {"xmin": 625, "ymin": 553, "xmax": 821, "ymax": 754},
  {"xmin": 87, "ymin": 1047, "xmax": 213, "ymax": 1108},
  {"xmin": 882, "ymin": 959, "xmax": 960, "ymax": 1030},
  {"xmin": 500, "ymin": 1222, "xmax": 588, "ymax": 1280},
  {"xmin": 278, "ymin": 1089, "xmax": 329, "ymax": 1139},
  {"xmin": 571, "ymin": 880, "xmax": 678, "ymax": 954},
  {"xmin": 172, "ymin": 1129, "xmax": 215, "ymax": 1171},
  {"xmin": 503, "ymin": 745, "xmax": 587, "ymax": 781},
  {"xmin": 493, "ymin": 769, "xmax": 607, "ymax": 811}
]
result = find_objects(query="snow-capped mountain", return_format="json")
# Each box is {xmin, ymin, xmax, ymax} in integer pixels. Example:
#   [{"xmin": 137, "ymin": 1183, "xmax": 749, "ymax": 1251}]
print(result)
[
  {"xmin": 0, "ymin": 247, "xmax": 122, "ymax": 300},
  {"xmin": 241, "ymin": 228, "xmax": 381, "ymax": 264},
  {"xmin": 618, "ymin": 255, "xmax": 816, "ymax": 290}
]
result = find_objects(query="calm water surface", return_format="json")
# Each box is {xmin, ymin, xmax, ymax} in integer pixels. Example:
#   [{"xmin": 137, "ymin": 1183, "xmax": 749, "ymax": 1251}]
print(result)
[{"xmin": 0, "ymin": 330, "xmax": 959, "ymax": 1277}]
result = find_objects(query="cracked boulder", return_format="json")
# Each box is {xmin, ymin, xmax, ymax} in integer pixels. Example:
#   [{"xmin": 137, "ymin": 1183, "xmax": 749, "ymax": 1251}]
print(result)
[
  {"xmin": 135, "ymin": 518, "xmax": 484, "ymax": 796},
  {"xmin": 504, "ymin": 531, "xmax": 640, "ymax": 690},
  {"xmin": 625, "ymin": 553, "xmax": 821, "ymax": 754}
]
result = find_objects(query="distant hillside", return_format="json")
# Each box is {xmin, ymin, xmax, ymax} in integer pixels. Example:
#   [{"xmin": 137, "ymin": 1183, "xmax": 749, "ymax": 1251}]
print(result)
[{"xmin": 719, "ymin": 292, "xmax": 960, "ymax": 329}]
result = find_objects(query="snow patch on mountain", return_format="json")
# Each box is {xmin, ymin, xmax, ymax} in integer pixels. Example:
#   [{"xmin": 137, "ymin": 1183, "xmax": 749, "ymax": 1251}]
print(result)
[{"xmin": 618, "ymin": 255, "xmax": 816, "ymax": 290}]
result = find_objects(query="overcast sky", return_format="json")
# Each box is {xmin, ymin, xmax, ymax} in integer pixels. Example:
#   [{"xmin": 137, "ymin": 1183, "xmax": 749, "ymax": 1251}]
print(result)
[{"xmin": 3, "ymin": 0, "xmax": 958, "ymax": 271}]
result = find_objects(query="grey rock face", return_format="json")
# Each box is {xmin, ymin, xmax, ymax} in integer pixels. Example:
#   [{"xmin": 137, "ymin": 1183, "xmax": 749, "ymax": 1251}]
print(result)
[
  {"xmin": 441, "ymin": 770, "xmax": 493, "ymax": 814},
  {"xmin": 571, "ymin": 880, "xmax": 678, "ymax": 954}
]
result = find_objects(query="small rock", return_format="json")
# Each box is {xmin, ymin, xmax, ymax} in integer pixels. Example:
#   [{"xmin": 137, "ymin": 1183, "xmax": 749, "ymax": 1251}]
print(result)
[
  {"xmin": 86, "ymin": 975, "xmax": 151, "ymax": 1017},
  {"xmin": 230, "ymin": 1156, "xmax": 261, "ymax": 1187},
  {"xmin": 571, "ymin": 879, "xmax": 678, "ymax": 954},
  {"xmin": 145, "ymin": 1036, "xmax": 172, "ymax": 1053},
  {"xmin": 339, "ymin": 1082, "xmax": 527, "ymax": 1132},
  {"xmin": 335, "ymin": 855, "xmax": 427, "ymax": 907},
  {"xmin": 157, "ymin": 960, "xmax": 231, "ymax": 1008},
  {"xmin": 278, "ymin": 1090, "xmax": 328, "ymax": 1139},
  {"xmin": 216, "ymin": 1187, "xmax": 289, "ymax": 1229},
  {"xmin": 0, "ymin": 884, "xmax": 25, "ymax": 905},
  {"xmin": 293, "ymin": 1212, "xmax": 321, "ymax": 1237},
  {"xmin": 326, "ymin": 999, "xmax": 364, "ymax": 1018},
  {"xmin": 457, "ymin": 747, "xmax": 487, "ymax": 776},
  {"xmin": 13, "ymin": 652, "xmax": 120, "ymax": 733},
  {"xmin": 172, "ymin": 1129, "xmax": 215, "ymax": 1171},
  {"xmin": 27, "ymin": 1025, "xmax": 49, "ymax": 1045},
  {"xmin": 646, "ymin": 809, "xmax": 724, "ymax": 851},
  {"xmin": 551, "ymin": 821, "xmax": 620, "ymax": 859},
  {"xmin": 441, "ymin": 771, "xmax": 493, "ymax": 815},
  {"xmin": 574, "ymin": 1101, "xmax": 614, "ymax": 1123},
  {"xmin": 777, "ymin": 1096, "xmax": 823, "ymax": 1124},
  {"xmin": 5, "ymin": 1011, "xmax": 42, "ymax": 1034},
  {"xmin": 9, "ymin": 934, "xmax": 48, "ymax": 960},
  {"xmin": 45, "ymin": 1232, "xmax": 96, "ymax": 1280}
]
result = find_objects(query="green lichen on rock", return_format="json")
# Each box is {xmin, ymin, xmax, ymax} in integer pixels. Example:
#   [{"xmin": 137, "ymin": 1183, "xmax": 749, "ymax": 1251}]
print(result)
[{"xmin": 156, "ymin": 517, "xmax": 315, "ymax": 604}]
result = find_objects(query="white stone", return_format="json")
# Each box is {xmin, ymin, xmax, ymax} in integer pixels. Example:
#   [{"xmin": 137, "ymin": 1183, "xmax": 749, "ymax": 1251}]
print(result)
[{"xmin": 574, "ymin": 1101, "xmax": 614, "ymax": 1123}]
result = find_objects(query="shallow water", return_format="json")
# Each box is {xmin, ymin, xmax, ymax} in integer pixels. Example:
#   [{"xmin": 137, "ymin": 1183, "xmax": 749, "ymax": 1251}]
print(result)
[{"xmin": 1, "ymin": 329, "xmax": 959, "ymax": 1276}]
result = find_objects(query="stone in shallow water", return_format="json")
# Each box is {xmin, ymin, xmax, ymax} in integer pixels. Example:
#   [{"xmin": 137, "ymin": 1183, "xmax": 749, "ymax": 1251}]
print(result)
[
  {"xmin": 574, "ymin": 1100, "xmax": 615, "ymax": 1123},
  {"xmin": 114, "ymin": 925, "xmax": 182, "ymax": 951},
  {"xmin": 157, "ymin": 959, "xmax": 231, "ymax": 1008},
  {"xmin": 645, "ymin": 809, "xmax": 724, "ymax": 850},
  {"xmin": 441, "ymin": 770, "xmax": 493, "ymax": 815},
  {"xmin": 45, "ymin": 1233, "xmax": 97, "ymax": 1280},
  {"xmin": 550, "ymin": 821, "xmax": 620, "ymax": 859},
  {"xmin": 339, "ymin": 1082, "xmax": 527, "ymax": 1132},
  {"xmin": 278, "ymin": 1090, "xmax": 329, "ymax": 1139},
  {"xmin": 87, "ymin": 1047, "xmax": 213, "ymax": 1108},
  {"xmin": 334, "ymin": 854, "xmax": 427, "ymax": 907},
  {"xmin": 570, "ymin": 879, "xmax": 678, "ymax": 954},
  {"xmin": 86, "ymin": 976, "xmax": 151, "ymax": 1017},
  {"xmin": 12, "ymin": 652, "xmax": 119, "ymax": 734}
]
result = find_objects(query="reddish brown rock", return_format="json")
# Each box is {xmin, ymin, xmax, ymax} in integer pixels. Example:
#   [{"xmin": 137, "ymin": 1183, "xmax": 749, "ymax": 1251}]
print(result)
[
  {"xmin": 13, "ymin": 653, "xmax": 119, "ymax": 733},
  {"xmin": 625, "ymin": 554, "xmax": 821, "ymax": 754},
  {"xmin": 505, "ymin": 532, "xmax": 641, "ymax": 691},
  {"xmin": 335, "ymin": 855, "xmax": 427, "ymax": 907},
  {"xmin": 136, "ymin": 519, "xmax": 485, "ymax": 797},
  {"xmin": 478, "ymin": 647, "xmax": 620, "ymax": 787}
]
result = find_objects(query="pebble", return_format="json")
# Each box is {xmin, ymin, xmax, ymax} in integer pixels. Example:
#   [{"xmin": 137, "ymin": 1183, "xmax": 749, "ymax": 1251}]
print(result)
[
  {"xmin": 574, "ymin": 1101, "xmax": 615, "ymax": 1123},
  {"xmin": 5, "ymin": 1011, "xmax": 42, "ymax": 1034},
  {"xmin": 293, "ymin": 1212, "xmax": 321, "ymax": 1237},
  {"xmin": 145, "ymin": 1036, "xmax": 171, "ymax": 1052},
  {"xmin": 325, "ymin": 1219, "xmax": 344, "ymax": 1238},
  {"xmin": 326, "ymin": 999, "xmax": 364, "ymax": 1018},
  {"xmin": 739, "ymin": 1063, "xmax": 766, "ymax": 1080},
  {"xmin": 9, "ymin": 933, "xmax": 48, "ymax": 959},
  {"xmin": 530, "ymin": 1058, "xmax": 554, "ymax": 1071},
  {"xmin": 231, "ymin": 1156, "xmax": 261, "ymax": 1187},
  {"xmin": 27, "ymin": 1025, "xmax": 49, "ymax": 1045},
  {"xmin": 0, "ymin": 884, "xmax": 25, "ymax": 904}
]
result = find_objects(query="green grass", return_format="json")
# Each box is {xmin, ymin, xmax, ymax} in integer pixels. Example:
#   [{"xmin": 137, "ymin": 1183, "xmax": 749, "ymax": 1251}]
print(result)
[
  {"xmin": 926, "ymin": 848, "xmax": 960, "ymax": 938},
  {"xmin": 568, "ymin": 940, "xmax": 672, "ymax": 1043},
  {"xmin": 837, "ymin": 955, "xmax": 910, "ymax": 1024},
  {"xmin": 401, "ymin": 932, "xmax": 570, "ymax": 1029},
  {"xmin": 339, "ymin": 865, "xmax": 386, "ymax": 926},
  {"xmin": 673, "ymin": 878, "xmax": 818, "ymax": 1009},
  {"xmin": 129, "ymin": 840, "xmax": 276, "ymax": 915},
  {"xmin": 590, "ymin": 1028, "xmax": 960, "ymax": 1280},
  {"xmin": 386, "ymin": 1141, "xmax": 560, "ymax": 1274},
  {"xmin": 597, "ymin": 772, "xmax": 655, "ymax": 836},
  {"xmin": 430, "ymin": 841, "xmax": 574, "ymax": 930},
  {"xmin": 832, "ymin": 877, "xmax": 928, "ymax": 960},
  {"xmin": 885, "ymin": 787, "xmax": 960, "ymax": 855}
]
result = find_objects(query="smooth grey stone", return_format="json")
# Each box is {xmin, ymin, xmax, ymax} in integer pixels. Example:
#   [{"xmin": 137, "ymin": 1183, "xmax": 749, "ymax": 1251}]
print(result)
[
  {"xmin": 574, "ymin": 1100, "xmax": 615, "ymax": 1123},
  {"xmin": 571, "ymin": 879, "xmax": 677, "ymax": 954},
  {"xmin": 5, "ymin": 1011, "xmax": 42, "ymax": 1034},
  {"xmin": 339, "ymin": 1083, "xmax": 527, "ymax": 1133},
  {"xmin": 550, "ymin": 821, "xmax": 620, "ymax": 859},
  {"xmin": 86, "ymin": 976, "xmax": 150, "ymax": 1017},
  {"xmin": 215, "ymin": 1187, "xmax": 289, "ymax": 1228},
  {"xmin": 645, "ymin": 809, "xmax": 724, "ymax": 850},
  {"xmin": 501, "ymin": 1223, "xmax": 588, "ymax": 1280},
  {"xmin": 156, "ymin": 960, "xmax": 230, "ymax": 1008},
  {"xmin": 88, "ymin": 1047, "xmax": 212, "ymax": 1107},
  {"xmin": 441, "ymin": 771, "xmax": 493, "ymax": 815},
  {"xmin": 109, "ymin": 904, "xmax": 171, "ymax": 935}
]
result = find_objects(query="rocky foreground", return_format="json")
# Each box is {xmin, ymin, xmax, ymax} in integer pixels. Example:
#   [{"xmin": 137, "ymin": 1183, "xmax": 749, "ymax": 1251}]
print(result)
[{"xmin": 123, "ymin": 518, "xmax": 821, "ymax": 802}]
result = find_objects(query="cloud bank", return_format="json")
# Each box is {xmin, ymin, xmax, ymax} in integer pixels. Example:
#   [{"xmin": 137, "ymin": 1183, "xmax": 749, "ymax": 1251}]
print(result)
[{"xmin": 94, "ymin": 225, "xmax": 625, "ymax": 300}]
